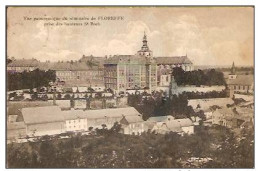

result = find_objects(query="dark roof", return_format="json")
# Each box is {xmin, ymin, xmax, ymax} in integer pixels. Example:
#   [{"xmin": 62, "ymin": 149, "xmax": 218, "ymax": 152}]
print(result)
[
  {"xmin": 39, "ymin": 61, "xmax": 101, "ymax": 71},
  {"xmin": 155, "ymin": 56, "xmax": 192, "ymax": 65},
  {"xmin": 79, "ymin": 55, "xmax": 105, "ymax": 66},
  {"xmin": 8, "ymin": 59, "xmax": 40, "ymax": 67},
  {"xmin": 104, "ymin": 55, "xmax": 155, "ymax": 65},
  {"xmin": 227, "ymin": 75, "xmax": 254, "ymax": 86}
]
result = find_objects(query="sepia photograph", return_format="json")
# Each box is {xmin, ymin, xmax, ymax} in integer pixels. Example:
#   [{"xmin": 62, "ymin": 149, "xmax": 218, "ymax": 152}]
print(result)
[{"xmin": 6, "ymin": 6, "xmax": 254, "ymax": 168}]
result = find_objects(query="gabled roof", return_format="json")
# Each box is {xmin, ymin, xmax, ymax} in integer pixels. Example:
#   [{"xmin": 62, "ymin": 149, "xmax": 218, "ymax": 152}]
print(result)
[
  {"xmin": 155, "ymin": 56, "xmax": 192, "ymax": 65},
  {"xmin": 226, "ymin": 75, "xmax": 254, "ymax": 86},
  {"xmin": 22, "ymin": 106, "xmax": 64, "ymax": 124},
  {"xmin": 121, "ymin": 115, "xmax": 143, "ymax": 124}
]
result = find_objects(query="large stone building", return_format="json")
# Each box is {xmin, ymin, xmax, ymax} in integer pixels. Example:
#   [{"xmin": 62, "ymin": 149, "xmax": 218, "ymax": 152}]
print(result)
[
  {"xmin": 40, "ymin": 61, "xmax": 104, "ymax": 87},
  {"xmin": 7, "ymin": 58, "xmax": 40, "ymax": 73},
  {"xmin": 156, "ymin": 56, "xmax": 193, "ymax": 87},
  {"xmin": 104, "ymin": 33, "xmax": 157, "ymax": 94}
]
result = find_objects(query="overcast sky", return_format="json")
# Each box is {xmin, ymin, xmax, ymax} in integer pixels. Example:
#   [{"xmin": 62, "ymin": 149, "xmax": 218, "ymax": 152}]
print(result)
[{"xmin": 7, "ymin": 7, "xmax": 254, "ymax": 66}]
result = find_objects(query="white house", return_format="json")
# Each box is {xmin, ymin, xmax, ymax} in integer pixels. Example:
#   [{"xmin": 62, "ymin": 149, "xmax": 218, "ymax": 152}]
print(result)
[
  {"xmin": 63, "ymin": 109, "xmax": 88, "ymax": 132},
  {"xmin": 120, "ymin": 115, "xmax": 144, "ymax": 135}
]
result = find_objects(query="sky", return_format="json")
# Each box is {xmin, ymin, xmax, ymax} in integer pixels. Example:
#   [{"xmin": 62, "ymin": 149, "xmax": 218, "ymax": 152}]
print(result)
[{"xmin": 7, "ymin": 7, "xmax": 254, "ymax": 66}]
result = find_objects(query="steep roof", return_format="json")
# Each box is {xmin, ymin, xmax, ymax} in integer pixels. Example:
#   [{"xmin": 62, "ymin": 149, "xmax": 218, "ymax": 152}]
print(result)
[
  {"xmin": 22, "ymin": 106, "xmax": 64, "ymax": 124},
  {"xmin": 226, "ymin": 75, "xmax": 254, "ymax": 86},
  {"xmin": 122, "ymin": 115, "xmax": 143, "ymax": 124},
  {"xmin": 155, "ymin": 56, "xmax": 192, "ymax": 65}
]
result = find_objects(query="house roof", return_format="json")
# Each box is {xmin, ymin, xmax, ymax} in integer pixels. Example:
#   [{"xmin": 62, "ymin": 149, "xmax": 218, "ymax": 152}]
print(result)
[
  {"xmin": 155, "ymin": 56, "xmax": 192, "ymax": 65},
  {"xmin": 79, "ymin": 55, "xmax": 105, "ymax": 66},
  {"xmin": 154, "ymin": 121, "xmax": 183, "ymax": 133},
  {"xmin": 226, "ymin": 75, "xmax": 254, "ymax": 86},
  {"xmin": 104, "ymin": 55, "xmax": 155, "ymax": 65},
  {"xmin": 213, "ymin": 108, "xmax": 235, "ymax": 118},
  {"xmin": 63, "ymin": 110, "xmax": 86, "ymax": 120},
  {"xmin": 122, "ymin": 115, "xmax": 143, "ymax": 123},
  {"xmin": 39, "ymin": 61, "xmax": 101, "ymax": 71},
  {"xmin": 7, "ymin": 59, "xmax": 40, "ymax": 67},
  {"xmin": 83, "ymin": 107, "xmax": 141, "ymax": 119},
  {"xmin": 22, "ymin": 106, "xmax": 64, "ymax": 124}
]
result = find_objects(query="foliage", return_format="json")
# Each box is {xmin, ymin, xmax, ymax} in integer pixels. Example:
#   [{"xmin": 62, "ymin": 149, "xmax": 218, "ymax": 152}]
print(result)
[
  {"xmin": 172, "ymin": 68, "xmax": 226, "ymax": 86},
  {"xmin": 127, "ymin": 92, "xmax": 200, "ymax": 120},
  {"xmin": 181, "ymin": 90, "xmax": 228, "ymax": 99},
  {"xmin": 7, "ymin": 126, "xmax": 254, "ymax": 168},
  {"xmin": 7, "ymin": 69, "xmax": 56, "ymax": 91}
]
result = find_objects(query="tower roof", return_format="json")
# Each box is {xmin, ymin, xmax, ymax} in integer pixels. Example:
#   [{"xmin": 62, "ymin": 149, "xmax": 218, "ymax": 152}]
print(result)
[
  {"xmin": 231, "ymin": 61, "xmax": 236, "ymax": 74},
  {"xmin": 139, "ymin": 31, "xmax": 150, "ymax": 52}
]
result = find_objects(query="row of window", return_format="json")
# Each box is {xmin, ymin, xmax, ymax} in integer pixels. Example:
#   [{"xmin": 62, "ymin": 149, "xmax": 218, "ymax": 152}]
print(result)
[{"xmin": 231, "ymin": 85, "xmax": 250, "ymax": 91}]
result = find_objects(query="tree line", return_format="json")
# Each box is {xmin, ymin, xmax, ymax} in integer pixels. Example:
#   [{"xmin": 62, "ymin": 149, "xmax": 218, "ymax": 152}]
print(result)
[
  {"xmin": 7, "ymin": 124, "xmax": 254, "ymax": 168},
  {"xmin": 7, "ymin": 69, "xmax": 56, "ymax": 91},
  {"xmin": 172, "ymin": 68, "xmax": 226, "ymax": 86},
  {"xmin": 127, "ymin": 92, "xmax": 201, "ymax": 120}
]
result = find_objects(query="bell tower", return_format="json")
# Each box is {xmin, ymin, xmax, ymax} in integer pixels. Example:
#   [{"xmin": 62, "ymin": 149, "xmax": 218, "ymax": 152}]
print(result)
[
  {"xmin": 229, "ymin": 62, "xmax": 237, "ymax": 79},
  {"xmin": 137, "ymin": 31, "xmax": 153, "ymax": 57}
]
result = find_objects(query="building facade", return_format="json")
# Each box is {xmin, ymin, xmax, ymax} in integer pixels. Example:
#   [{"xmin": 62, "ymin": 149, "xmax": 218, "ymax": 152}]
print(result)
[
  {"xmin": 7, "ymin": 58, "xmax": 40, "ymax": 73},
  {"xmin": 104, "ymin": 33, "xmax": 157, "ymax": 94},
  {"xmin": 155, "ymin": 56, "xmax": 193, "ymax": 86}
]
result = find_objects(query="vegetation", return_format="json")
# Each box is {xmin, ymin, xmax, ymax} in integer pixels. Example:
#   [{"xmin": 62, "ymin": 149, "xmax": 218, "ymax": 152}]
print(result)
[
  {"xmin": 181, "ymin": 90, "xmax": 228, "ymax": 99},
  {"xmin": 128, "ymin": 92, "xmax": 198, "ymax": 120},
  {"xmin": 7, "ymin": 125, "xmax": 254, "ymax": 168},
  {"xmin": 172, "ymin": 68, "xmax": 226, "ymax": 86},
  {"xmin": 7, "ymin": 69, "xmax": 56, "ymax": 91}
]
